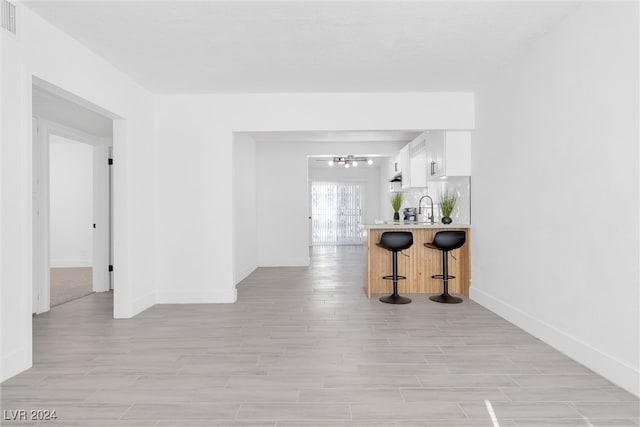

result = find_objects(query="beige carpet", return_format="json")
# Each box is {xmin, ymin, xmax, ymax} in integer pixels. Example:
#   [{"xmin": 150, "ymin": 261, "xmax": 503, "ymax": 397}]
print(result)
[{"xmin": 50, "ymin": 267, "xmax": 93, "ymax": 307}]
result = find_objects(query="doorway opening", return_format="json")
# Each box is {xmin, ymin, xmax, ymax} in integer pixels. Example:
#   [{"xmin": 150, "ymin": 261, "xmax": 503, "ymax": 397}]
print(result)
[
  {"xmin": 32, "ymin": 82, "xmax": 114, "ymax": 314},
  {"xmin": 49, "ymin": 135, "xmax": 95, "ymax": 306},
  {"xmin": 232, "ymin": 130, "xmax": 416, "ymax": 289}
]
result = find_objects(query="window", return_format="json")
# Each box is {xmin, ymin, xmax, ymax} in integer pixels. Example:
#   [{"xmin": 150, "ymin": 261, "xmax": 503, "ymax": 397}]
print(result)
[{"xmin": 311, "ymin": 181, "xmax": 364, "ymax": 245}]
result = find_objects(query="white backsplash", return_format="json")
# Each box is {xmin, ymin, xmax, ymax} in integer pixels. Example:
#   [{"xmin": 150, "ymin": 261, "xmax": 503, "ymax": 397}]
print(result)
[{"xmin": 402, "ymin": 177, "xmax": 471, "ymax": 224}]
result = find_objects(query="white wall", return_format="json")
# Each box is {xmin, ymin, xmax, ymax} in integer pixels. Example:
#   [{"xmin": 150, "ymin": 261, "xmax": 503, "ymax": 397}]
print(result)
[
  {"xmin": 155, "ymin": 92, "xmax": 474, "ymax": 303},
  {"xmin": 254, "ymin": 140, "xmax": 311, "ymax": 266},
  {"xmin": 232, "ymin": 133, "xmax": 258, "ymax": 284},
  {"xmin": 1, "ymin": 16, "xmax": 32, "ymax": 383},
  {"xmin": 49, "ymin": 136, "xmax": 93, "ymax": 267},
  {"xmin": 24, "ymin": 8, "xmax": 157, "ymax": 321},
  {"xmin": 1, "ymin": 1, "xmax": 156, "ymax": 382},
  {"xmin": 472, "ymin": 2, "xmax": 639, "ymax": 395}
]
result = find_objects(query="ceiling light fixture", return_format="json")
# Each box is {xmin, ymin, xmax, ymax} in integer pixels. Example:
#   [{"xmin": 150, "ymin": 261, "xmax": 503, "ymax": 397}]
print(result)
[{"xmin": 326, "ymin": 155, "xmax": 374, "ymax": 168}]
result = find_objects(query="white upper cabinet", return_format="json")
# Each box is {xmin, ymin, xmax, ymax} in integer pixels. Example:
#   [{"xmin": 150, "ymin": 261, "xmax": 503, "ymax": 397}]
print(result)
[
  {"xmin": 409, "ymin": 132, "xmax": 428, "ymax": 188},
  {"xmin": 425, "ymin": 131, "xmax": 471, "ymax": 180},
  {"xmin": 388, "ymin": 157, "xmax": 402, "ymax": 192},
  {"xmin": 389, "ymin": 130, "xmax": 470, "ymax": 190},
  {"xmin": 398, "ymin": 144, "xmax": 411, "ymax": 189},
  {"xmin": 389, "ymin": 153, "xmax": 400, "ymax": 179}
]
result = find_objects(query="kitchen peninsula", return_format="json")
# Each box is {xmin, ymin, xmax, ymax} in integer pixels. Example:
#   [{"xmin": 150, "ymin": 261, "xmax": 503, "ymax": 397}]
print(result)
[{"xmin": 365, "ymin": 223, "xmax": 471, "ymax": 299}]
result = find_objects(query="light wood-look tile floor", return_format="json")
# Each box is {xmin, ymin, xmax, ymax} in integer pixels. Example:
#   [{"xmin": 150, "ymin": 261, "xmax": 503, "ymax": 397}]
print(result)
[
  {"xmin": 50, "ymin": 267, "xmax": 93, "ymax": 307},
  {"xmin": 2, "ymin": 245, "xmax": 638, "ymax": 426}
]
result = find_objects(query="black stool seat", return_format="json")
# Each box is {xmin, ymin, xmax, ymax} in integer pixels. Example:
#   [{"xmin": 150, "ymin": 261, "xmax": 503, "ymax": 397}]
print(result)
[
  {"xmin": 377, "ymin": 232, "xmax": 414, "ymax": 252},
  {"xmin": 377, "ymin": 231, "xmax": 413, "ymax": 304},
  {"xmin": 424, "ymin": 230, "xmax": 466, "ymax": 252},
  {"xmin": 425, "ymin": 230, "xmax": 466, "ymax": 304}
]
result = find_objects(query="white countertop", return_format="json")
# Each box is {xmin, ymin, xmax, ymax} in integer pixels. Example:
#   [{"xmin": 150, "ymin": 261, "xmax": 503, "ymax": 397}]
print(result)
[{"xmin": 365, "ymin": 221, "xmax": 471, "ymax": 229}]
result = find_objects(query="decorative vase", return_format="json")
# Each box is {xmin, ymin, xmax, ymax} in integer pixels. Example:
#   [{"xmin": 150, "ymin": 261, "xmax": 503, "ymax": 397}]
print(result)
[
  {"xmin": 393, "ymin": 212, "xmax": 400, "ymax": 221},
  {"xmin": 441, "ymin": 216, "xmax": 452, "ymax": 224}
]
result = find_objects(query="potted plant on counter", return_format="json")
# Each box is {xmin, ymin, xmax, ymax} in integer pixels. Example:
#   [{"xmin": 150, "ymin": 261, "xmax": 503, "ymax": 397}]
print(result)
[
  {"xmin": 391, "ymin": 192, "xmax": 403, "ymax": 221},
  {"xmin": 439, "ymin": 189, "xmax": 458, "ymax": 224}
]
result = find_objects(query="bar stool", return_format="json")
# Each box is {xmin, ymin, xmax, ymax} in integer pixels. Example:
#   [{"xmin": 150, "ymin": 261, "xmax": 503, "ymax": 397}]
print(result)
[
  {"xmin": 424, "ymin": 230, "xmax": 466, "ymax": 304},
  {"xmin": 377, "ymin": 231, "xmax": 413, "ymax": 304}
]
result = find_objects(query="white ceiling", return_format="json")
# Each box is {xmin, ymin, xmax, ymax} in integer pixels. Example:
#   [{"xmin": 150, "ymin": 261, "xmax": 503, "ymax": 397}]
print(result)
[{"xmin": 24, "ymin": 1, "xmax": 580, "ymax": 94}]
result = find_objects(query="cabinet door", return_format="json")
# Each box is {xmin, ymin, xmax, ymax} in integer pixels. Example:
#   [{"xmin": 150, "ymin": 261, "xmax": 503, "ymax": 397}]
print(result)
[
  {"xmin": 399, "ymin": 144, "xmax": 411, "ymax": 189},
  {"xmin": 426, "ymin": 131, "xmax": 445, "ymax": 179},
  {"xmin": 409, "ymin": 133, "xmax": 427, "ymax": 187},
  {"xmin": 389, "ymin": 157, "xmax": 398, "ymax": 180},
  {"xmin": 388, "ymin": 158, "xmax": 401, "ymax": 192}
]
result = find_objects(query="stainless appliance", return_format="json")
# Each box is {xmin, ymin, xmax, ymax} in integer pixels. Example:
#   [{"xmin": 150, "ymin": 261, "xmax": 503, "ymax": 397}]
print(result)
[{"xmin": 403, "ymin": 207, "xmax": 417, "ymax": 221}]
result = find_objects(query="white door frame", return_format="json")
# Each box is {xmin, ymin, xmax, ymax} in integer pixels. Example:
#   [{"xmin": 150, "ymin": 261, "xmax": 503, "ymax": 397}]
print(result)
[
  {"xmin": 32, "ymin": 117, "xmax": 50, "ymax": 314},
  {"xmin": 32, "ymin": 118, "xmax": 112, "ymax": 314}
]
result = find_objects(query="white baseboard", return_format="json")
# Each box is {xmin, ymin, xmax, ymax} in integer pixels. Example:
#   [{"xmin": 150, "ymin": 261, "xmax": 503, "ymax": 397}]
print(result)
[
  {"xmin": 131, "ymin": 291, "xmax": 155, "ymax": 316},
  {"xmin": 113, "ymin": 290, "xmax": 155, "ymax": 319},
  {"xmin": 470, "ymin": 287, "xmax": 640, "ymax": 397},
  {"xmin": 235, "ymin": 263, "xmax": 258, "ymax": 285},
  {"xmin": 155, "ymin": 289, "xmax": 237, "ymax": 304},
  {"xmin": 50, "ymin": 259, "xmax": 92, "ymax": 268},
  {"xmin": 118, "ymin": 288, "xmax": 237, "ymax": 318},
  {"xmin": 1, "ymin": 348, "xmax": 29, "ymax": 383}
]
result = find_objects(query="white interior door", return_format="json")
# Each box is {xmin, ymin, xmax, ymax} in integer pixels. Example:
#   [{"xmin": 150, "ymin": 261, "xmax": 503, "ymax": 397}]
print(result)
[{"xmin": 93, "ymin": 145, "xmax": 110, "ymax": 292}]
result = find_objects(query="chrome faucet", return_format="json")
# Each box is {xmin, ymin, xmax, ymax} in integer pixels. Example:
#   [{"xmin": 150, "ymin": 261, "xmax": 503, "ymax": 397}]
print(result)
[{"xmin": 419, "ymin": 195, "xmax": 435, "ymax": 224}]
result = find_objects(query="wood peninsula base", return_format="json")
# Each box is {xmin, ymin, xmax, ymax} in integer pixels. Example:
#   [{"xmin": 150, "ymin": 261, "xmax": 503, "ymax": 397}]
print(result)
[{"xmin": 366, "ymin": 224, "xmax": 471, "ymax": 299}]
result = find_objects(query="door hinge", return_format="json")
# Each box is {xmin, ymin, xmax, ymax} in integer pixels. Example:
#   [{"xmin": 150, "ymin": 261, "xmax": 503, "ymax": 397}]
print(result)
[
  {"xmin": 108, "ymin": 265, "xmax": 113, "ymax": 272},
  {"xmin": 108, "ymin": 158, "xmax": 113, "ymax": 165}
]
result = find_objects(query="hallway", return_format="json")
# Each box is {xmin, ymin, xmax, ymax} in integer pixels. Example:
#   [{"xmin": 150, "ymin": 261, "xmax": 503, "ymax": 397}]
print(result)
[{"xmin": 1, "ymin": 246, "xmax": 637, "ymax": 426}]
